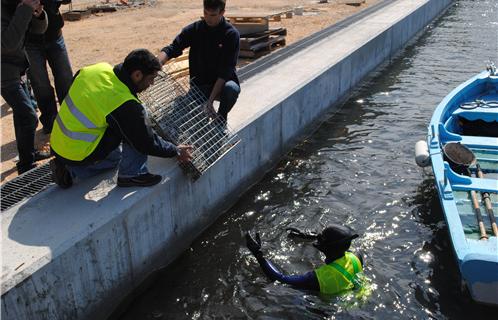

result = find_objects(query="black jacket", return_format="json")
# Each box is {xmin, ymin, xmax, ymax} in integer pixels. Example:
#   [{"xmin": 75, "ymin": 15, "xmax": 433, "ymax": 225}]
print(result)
[
  {"xmin": 26, "ymin": 0, "xmax": 70, "ymax": 42},
  {"xmin": 1, "ymin": 0, "xmax": 47, "ymax": 84},
  {"xmin": 56, "ymin": 64, "xmax": 179, "ymax": 166},
  {"xmin": 162, "ymin": 17, "xmax": 240, "ymax": 86}
]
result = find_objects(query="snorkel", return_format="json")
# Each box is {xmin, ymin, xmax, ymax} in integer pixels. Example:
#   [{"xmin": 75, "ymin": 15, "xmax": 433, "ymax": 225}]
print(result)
[{"xmin": 287, "ymin": 224, "xmax": 359, "ymax": 263}]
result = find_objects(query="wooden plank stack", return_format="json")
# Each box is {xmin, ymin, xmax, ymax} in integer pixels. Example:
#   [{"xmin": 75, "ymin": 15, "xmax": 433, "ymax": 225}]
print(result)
[
  {"xmin": 337, "ymin": 0, "xmax": 366, "ymax": 6},
  {"xmin": 165, "ymin": 50, "xmax": 189, "ymax": 80},
  {"xmin": 227, "ymin": 11, "xmax": 292, "ymax": 59},
  {"xmin": 239, "ymin": 28, "xmax": 287, "ymax": 58}
]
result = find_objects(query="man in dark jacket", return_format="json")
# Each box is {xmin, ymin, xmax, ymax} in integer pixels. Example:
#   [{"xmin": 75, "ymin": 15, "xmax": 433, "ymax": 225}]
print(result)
[
  {"xmin": 1, "ymin": 0, "xmax": 51, "ymax": 174},
  {"xmin": 50, "ymin": 49, "xmax": 193, "ymax": 188},
  {"xmin": 25, "ymin": 0, "xmax": 73, "ymax": 134},
  {"xmin": 158, "ymin": 0, "xmax": 240, "ymax": 122}
]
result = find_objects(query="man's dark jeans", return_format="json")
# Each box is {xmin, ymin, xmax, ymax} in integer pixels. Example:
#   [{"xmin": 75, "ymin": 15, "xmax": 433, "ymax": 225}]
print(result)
[
  {"xmin": 1, "ymin": 79, "xmax": 39, "ymax": 173},
  {"xmin": 198, "ymin": 80, "xmax": 240, "ymax": 121},
  {"xmin": 26, "ymin": 33, "xmax": 73, "ymax": 132}
]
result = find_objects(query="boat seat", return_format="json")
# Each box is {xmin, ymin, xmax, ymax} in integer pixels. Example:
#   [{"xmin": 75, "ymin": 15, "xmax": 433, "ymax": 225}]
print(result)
[
  {"xmin": 446, "ymin": 168, "xmax": 498, "ymax": 193},
  {"xmin": 452, "ymin": 106, "xmax": 498, "ymax": 122},
  {"xmin": 459, "ymin": 135, "xmax": 498, "ymax": 149},
  {"xmin": 436, "ymin": 123, "xmax": 498, "ymax": 149}
]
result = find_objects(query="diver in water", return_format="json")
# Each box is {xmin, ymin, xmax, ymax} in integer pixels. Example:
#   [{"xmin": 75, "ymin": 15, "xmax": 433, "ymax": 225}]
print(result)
[{"xmin": 246, "ymin": 224, "xmax": 364, "ymax": 295}]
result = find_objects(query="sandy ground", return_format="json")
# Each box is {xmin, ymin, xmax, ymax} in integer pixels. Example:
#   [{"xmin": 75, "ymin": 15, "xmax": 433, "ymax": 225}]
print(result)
[{"xmin": 1, "ymin": 0, "xmax": 379, "ymax": 182}]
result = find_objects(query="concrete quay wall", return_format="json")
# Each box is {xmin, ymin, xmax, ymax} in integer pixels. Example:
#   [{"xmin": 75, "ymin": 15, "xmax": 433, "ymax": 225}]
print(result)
[{"xmin": 1, "ymin": 0, "xmax": 452, "ymax": 319}]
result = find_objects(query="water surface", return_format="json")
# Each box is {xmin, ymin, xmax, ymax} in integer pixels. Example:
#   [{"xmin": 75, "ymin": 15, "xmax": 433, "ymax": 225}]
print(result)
[{"xmin": 119, "ymin": 1, "xmax": 498, "ymax": 318}]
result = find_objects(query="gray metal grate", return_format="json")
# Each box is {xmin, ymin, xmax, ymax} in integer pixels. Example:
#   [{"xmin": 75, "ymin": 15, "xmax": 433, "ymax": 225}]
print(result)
[
  {"xmin": 1, "ymin": 163, "xmax": 54, "ymax": 211},
  {"xmin": 139, "ymin": 67, "xmax": 240, "ymax": 180}
]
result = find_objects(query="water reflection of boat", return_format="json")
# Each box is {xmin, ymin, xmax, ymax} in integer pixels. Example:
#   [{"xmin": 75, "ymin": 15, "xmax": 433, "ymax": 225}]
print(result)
[{"xmin": 415, "ymin": 65, "xmax": 498, "ymax": 306}]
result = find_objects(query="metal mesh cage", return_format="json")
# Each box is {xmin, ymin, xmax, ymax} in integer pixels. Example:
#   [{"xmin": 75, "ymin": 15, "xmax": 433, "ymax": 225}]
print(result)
[{"xmin": 139, "ymin": 66, "xmax": 240, "ymax": 180}]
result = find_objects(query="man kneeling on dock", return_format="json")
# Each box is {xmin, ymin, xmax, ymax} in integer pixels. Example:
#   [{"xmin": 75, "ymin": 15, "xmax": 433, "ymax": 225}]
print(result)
[
  {"xmin": 50, "ymin": 49, "xmax": 192, "ymax": 189},
  {"xmin": 157, "ymin": 0, "xmax": 240, "ymax": 122}
]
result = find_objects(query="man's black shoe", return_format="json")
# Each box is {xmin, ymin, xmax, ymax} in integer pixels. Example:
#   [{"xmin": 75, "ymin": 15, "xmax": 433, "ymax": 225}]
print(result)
[
  {"xmin": 50, "ymin": 159, "xmax": 73, "ymax": 189},
  {"xmin": 34, "ymin": 150, "xmax": 52, "ymax": 162},
  {"xmin": 17, "ymin": 163, "xmax": 36, "ymax": 175},
  {"xmin": 117, "ymin": 173, "xmax": 162, "ymax": 187}
]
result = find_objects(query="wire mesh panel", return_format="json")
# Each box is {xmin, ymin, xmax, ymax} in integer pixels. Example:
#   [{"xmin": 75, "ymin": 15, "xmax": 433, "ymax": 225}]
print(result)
[{"xmin": 139, "ymin": 67, "xmax": 240, "ymax": 180}]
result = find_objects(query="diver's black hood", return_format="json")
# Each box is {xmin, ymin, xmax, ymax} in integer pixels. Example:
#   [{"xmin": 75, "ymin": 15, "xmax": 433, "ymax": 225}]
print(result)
[{"xmin": 313, "ymin": 224, "xmax": 358, "ymax": 258}]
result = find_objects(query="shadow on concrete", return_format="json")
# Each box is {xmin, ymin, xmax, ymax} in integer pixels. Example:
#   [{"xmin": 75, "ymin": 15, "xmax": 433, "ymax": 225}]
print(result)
[
  {"xmin": 1, "ymin": 102, "xmax": 12, "ymax": 118},
  {"xmin": 5, "ymin": 170, "xmax": 137, "ymax": 248},
  {"xmin": 1, "ymin": 166, "xmax": 18, "ymax": 181},
  {"xmin": 1, "ymin": 138, "xmax": 19, "ymax": 163}
]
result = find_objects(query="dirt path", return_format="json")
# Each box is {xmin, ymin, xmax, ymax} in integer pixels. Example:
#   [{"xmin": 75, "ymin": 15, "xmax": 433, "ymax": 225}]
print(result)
[{"xmin": 1, "ymin": 0, "xmax": 379, "ymax": 182}]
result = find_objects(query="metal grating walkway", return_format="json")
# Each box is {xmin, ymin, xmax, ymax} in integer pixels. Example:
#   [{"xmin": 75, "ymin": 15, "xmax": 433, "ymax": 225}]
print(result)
[{"xmin": 1, "ymin": 163, "xmax": 53, "ymax": 211}]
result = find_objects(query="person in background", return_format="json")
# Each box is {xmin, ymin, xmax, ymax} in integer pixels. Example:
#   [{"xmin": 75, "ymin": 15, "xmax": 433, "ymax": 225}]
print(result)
[
  {"xmin": 246, "ymin": 224, "xmax": 365, "ymax": 295},
  {"xmin": 1, "ymin": 0, "xmax": 51, "ymax": 174},
  {"xmin": 50, "ymin": 49, "xmax": 193, "ymax": 189},
  {"xmin": 25, "ymin": 0, "xmax": 73, "ymax": 134},
  {"xmin": 157, "ymin": 0, "xmax": 240, "ymax": 123}
]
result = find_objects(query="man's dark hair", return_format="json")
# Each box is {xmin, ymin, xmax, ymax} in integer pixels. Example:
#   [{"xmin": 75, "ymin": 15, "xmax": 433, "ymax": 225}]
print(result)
[
  {"xmin": 203, "ymin": 0, "xmax": 225, "ymax": 11},
  {"xmin": 122, "ymin": 49, "xmax": 161, "ymax": 76}
]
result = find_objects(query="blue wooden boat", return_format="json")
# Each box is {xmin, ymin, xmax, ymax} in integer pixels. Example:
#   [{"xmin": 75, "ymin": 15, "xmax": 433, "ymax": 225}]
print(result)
[{"xmin": 415, "ymin": 66, "xmax": 498, "ymax": 306}]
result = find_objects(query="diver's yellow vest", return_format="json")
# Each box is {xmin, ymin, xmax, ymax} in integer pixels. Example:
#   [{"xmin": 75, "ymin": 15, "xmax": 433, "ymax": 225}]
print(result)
[
  {"xmin": 51, "ymin": 63, "xmax": 139, "ymax": 161},
  {"xmin": 314, "ymin": 252, "xmax": 363, "ymax": 295}
]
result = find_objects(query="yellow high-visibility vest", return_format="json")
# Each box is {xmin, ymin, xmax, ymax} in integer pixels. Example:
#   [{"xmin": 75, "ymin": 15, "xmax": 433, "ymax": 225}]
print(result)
[
  {"xmin": 51, "ymin": 63, "xmax": 139, "ymax": 161},
  {"xmin": 314, "ymin": 252, "xmax": 363, "ymax": 295}
]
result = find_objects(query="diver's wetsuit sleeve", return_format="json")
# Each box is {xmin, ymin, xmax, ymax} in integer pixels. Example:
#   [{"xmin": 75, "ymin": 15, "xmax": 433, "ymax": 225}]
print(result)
[
  {"xmin": 359, "ymin": 253, "xmax": 364, "ymax": 266},
  {"xmin": 255, "ymin": 256, "xmax": 320, "ymax": 291}
]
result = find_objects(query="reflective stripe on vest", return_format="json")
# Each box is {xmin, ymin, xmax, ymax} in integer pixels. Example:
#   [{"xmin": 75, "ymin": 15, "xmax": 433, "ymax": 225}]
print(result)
[
  {"xmin": 55, "ymin": 116, "xmax": 98, "ymax": 143},
  {"xmin": 51, "ymin": 63, "xmax": 139, "ymax": 161},
  {"xmin": 314, "ymin": 252, "xmax": 363, "ymax": 295},
  {"xmin": 64, "ymin": 94, "xmax": 98, "ymax": 129}
]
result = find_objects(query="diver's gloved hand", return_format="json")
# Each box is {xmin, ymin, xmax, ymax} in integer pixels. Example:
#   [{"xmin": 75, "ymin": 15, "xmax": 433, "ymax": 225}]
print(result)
[
  {"xmin": 246, "ymin": 232, "xmax": 263, "ymax": 258},
  {"xmin": 286, "ymin": 227, "xmax": 318, "ymax": 240}
]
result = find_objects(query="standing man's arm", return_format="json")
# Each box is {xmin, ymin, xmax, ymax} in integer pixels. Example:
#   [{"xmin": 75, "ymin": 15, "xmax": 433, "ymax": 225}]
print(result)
[
  {"xmin": 1, "ymin": 0, "xmax": 46, "ymax": 52},
  {"xmin": 158, "ymin": 24, "xmax": 195, "ymax": 65},
  {"xmin": 28, "ymin": 7, "xmax": 47, "ymax": 34}
]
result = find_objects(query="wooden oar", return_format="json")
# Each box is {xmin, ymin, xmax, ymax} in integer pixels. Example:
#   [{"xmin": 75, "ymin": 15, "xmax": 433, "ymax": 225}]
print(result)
[
  {"xmin": 443, "ymin": 143, "xmax": 488, "ymax": 239},
  {"xmin": 470, "ymin": 186, "xmax": 489, "ymax": 240},
  {"xmin": 475, "ymin": 164, "xmax": 498, "ymax": 237}
]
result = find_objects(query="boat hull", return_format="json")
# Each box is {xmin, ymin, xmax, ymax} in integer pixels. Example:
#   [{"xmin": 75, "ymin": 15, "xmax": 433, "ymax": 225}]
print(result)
[
  {"xmin": 426, "ymin": 69, "xmax": 498, "ymax": 306},
  {"xmin": 461, "ymin": 253, "xmax": 498, "ymax": 305}
]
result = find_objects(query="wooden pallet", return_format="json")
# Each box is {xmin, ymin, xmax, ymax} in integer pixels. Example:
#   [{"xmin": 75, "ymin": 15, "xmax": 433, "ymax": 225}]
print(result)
[
  {"xmin": 165, "ymin": 50, "xmax": 189, "ymax": 80},
  {"xmin": 239, "ymin": 35, "xmax": 286, "ymax": 58},
  {"xmin": 227, "ymin": 10, "xmax": 293, "ymax": 23},
  {"xmin": 239, "ymin": 28, "xmax": 287, "ymax": 50},
  {"xmin": 88, "ymin": 5, "xmax": 117, "ymax": 13},
  {"xmin": 231, "ymin": 20, "xmax": 269, "ymax": 36},
  {"xmin": 337, "ymin": 0, "xmax": 366, "ymax": 6},
  {"xmin": 62, "ymin": 10, "xmax": 91, "ymax": 21}
]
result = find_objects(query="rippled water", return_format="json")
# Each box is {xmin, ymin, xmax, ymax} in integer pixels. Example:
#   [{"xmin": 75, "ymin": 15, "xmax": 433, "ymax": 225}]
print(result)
[{"xmin": 119, "ymin": 1, "xmax": 498, "ymax": 319}]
